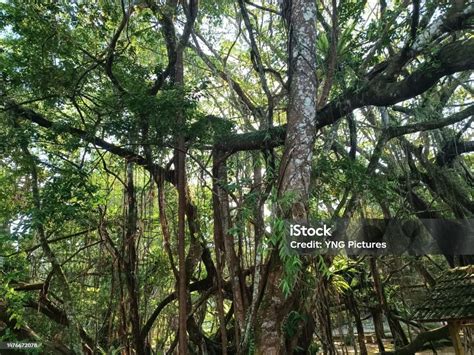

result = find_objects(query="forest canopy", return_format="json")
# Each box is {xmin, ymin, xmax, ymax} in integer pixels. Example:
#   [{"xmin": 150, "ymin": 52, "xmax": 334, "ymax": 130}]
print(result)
[{"xmin": 0, "ymin": 0, "xmax": 473, "ymax": 354}]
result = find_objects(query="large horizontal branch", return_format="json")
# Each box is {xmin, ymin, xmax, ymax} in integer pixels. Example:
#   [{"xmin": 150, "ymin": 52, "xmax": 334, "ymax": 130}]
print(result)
[
  {"xmin": 317, "ymin": 39, "xmax": 474, "ymax": 127},
  {"xmin": 386, "ymin": 104, "xmax": 474, "ymax": 138},
  {"xmin": 4, "ymin": 101, "xmax": 175, "ymax": 184},
  {"xmin": 6, "ymin": 39, "xmax": 473, "ymax": 159},
  {"xmin": 12, "ymin": 282, "xmax": 45, "ymax": 291},
  {"xmin": 437, "ymin": 139, "xmax": 474, "ymax": 166},
  {"xmin": 216, "ymin": 39, "xmax": 474, "ymax": 153},
  {"xmin": 218, "ymin": 98, "xmax": 472, "ymax": 155},
  {"xmin": 215, "ymin": 125, "xmax": 286, "ymax": 152},
  {"xmin": 382, "ymin": 325, "xmax": 450, "ymax": 355}
]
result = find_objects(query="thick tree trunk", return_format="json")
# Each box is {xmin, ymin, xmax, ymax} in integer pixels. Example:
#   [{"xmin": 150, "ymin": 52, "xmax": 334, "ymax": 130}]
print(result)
[
  {"xmin": 254, "ymin": 256, "xmax": 291, "ymax": 353},
  {"xmin": 254, "ymin": 0, "xmax": 317, "ymax": 352},
  {"xmin": 278, "ymin": 3, "xmax": 317, "ymax": 208}
]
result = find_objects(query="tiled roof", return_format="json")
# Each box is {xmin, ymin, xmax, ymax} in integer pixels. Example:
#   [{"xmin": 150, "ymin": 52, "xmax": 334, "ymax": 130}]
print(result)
[{"xmin": 413, "ymin": 265, "xmax": 474, "ymax": 322}]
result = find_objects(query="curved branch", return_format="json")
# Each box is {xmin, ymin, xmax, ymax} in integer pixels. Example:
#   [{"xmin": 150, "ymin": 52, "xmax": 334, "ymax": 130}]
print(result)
[
  {"xmin": 140, "ymin": 276, "xmax": 213, "ymax": 340},
  {"xmin": 216, "ymin": 40, "xmax": 474, "ymax": 154},
  {"xmin": 190, "ymin": 33, "xmax": 259, "ymax": 116},
  {"xmin": 4, "ymin": 100, "xmax": 175, "ymax": 184},
  {"xmin": 437, "ymin": 139, "xmax": 474, "ymax": 166},
  {"xmin": 244, "ymin": 0, "xmax": 280, "ymax": 15},
  {"xmin": 14, "ymin": 298, "xmax": 96, "ymax": 350},
  {"xmin": 140, "ymin": 266, "xmax": 253, "ymax": 340},
  {"xmin": 238, "ymin": 0, "xmax": 273, "ymax": 126},
  {"xmin": 179, "ymin": 0, "xmax": 199, "ymax": 50},
  {"xmin": 104, "ymin": 5, "xmax": 134, "ymax": 93},
  {"xmin": 409, "ymin": 3, "xmax": 474, "ymax": 54},
  {"xmin": 386, "ymin": 104, "xmax": 474, "ymax": 138},
  {"xmin": 318, "ymin": 39, "xmax": 474, "ymax": 127}
]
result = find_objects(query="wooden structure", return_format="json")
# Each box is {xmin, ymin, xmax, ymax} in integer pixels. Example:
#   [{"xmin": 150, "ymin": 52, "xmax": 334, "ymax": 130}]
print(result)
[{"xmin": 413, "ymin": 265, "xmax": 474, "ymax": 355}]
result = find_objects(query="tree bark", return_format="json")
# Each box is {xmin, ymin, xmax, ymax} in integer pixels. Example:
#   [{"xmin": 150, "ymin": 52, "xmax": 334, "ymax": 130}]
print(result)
[{"xmin": 254, "ymin": 0, "xmax": 317, "ymax": 352}]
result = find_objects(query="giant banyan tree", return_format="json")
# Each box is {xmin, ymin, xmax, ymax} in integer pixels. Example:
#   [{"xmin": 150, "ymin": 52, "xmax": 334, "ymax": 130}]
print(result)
[{"xmin": 0, "ymin": 0, "xmax": 473, "ymax": 354}]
